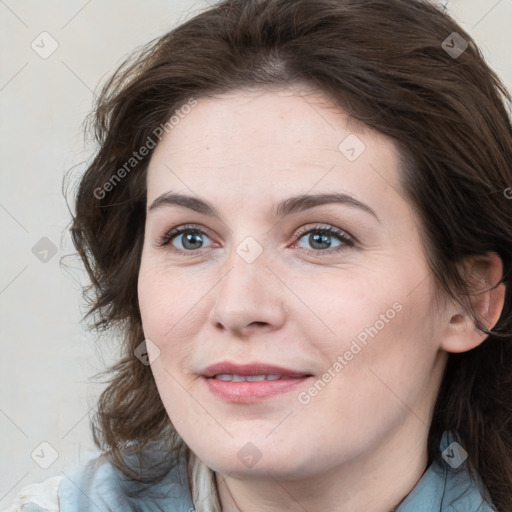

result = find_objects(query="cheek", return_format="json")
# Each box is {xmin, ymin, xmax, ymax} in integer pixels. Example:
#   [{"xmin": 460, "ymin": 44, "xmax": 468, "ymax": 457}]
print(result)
[
  {"xmin": 137, "ymin": 260, "xmax": 204, "ymax": 340},
  {"xmin": 299, "ymin": 265, "xmax": 440, "ymax": 385},
  {"xmin": 287, "ymin": 267, "xmax": 404, "ymax": 343},
  {"xmin": 327, "ymin": 286, "xmax": 441, "ymax": 418}
]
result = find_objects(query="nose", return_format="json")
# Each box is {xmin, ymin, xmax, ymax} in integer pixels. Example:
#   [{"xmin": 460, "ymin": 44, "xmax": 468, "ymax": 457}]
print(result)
[{"xmin": 208, "ymin": 246, "xmax": 287, "ymax": 335}]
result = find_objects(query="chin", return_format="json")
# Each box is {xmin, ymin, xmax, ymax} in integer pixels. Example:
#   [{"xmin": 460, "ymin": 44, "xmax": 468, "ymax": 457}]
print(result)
[{"xmin": 192, "ymin": 441, "xmax": 318, "ymax": 481}]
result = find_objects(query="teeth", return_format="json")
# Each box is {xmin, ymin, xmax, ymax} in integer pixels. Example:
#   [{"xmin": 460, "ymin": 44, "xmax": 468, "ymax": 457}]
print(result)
[
  {"xmin": 246, "ymin": 375, "xmax": 266, "ymax": 382},
  {"xmin": 213, "ymin": 374, "xmax": 283, "ymax": 382}
]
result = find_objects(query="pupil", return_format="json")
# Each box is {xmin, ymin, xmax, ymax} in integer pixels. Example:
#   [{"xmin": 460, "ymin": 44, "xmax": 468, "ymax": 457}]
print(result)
[
  {"xmin": 184, "ymin": 232, "xmax": 203, "ymax": 249},
  {"xmin": 311, "ymin": 233, "xmax": 330, "ymax": 249}
]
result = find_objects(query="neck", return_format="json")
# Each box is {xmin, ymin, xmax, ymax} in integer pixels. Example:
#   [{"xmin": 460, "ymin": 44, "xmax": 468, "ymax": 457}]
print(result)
[{"xmin": 215, "ymin": 419, "xmax": 430, "ymax": 512}]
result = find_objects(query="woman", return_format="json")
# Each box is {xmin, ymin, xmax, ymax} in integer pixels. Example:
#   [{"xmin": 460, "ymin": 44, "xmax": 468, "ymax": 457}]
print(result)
[{"xmin": 6, "ymin": 0, "xmax": 512, "ymax": 510}]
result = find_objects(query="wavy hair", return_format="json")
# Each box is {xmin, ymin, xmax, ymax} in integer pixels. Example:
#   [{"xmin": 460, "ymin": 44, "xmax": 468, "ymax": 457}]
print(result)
[{"xmin": 71, "ymin": 0, "xmax": 512, "ymax": 510}]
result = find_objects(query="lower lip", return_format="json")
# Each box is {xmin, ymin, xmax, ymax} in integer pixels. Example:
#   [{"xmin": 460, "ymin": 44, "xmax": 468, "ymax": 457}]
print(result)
[{"xmin": 204, "ymin": 376, "xmax": 312, "ymax": 403}]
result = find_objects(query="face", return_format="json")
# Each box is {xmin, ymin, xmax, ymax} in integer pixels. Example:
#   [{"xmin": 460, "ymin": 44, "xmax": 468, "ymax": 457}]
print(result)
[{"xmin": 138, "ymin": 87, "xmax": 450, "ymax": 480}]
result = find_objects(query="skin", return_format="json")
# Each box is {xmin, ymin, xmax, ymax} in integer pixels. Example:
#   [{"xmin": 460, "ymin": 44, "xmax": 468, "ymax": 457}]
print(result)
[{"xmin": 137, "ymin": 87, "xmax": 505, "ymax": 512}]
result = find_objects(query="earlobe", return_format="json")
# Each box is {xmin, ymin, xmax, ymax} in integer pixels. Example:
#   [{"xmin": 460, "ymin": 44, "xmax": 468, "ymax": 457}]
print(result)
[{"xmin": 441, "ymin": 252, "xmax": 506, "ymax": 354}]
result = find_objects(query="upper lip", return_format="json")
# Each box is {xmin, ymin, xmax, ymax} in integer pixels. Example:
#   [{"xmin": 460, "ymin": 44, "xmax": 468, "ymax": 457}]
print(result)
[{"xmin": 202, "ymin": 362, "xmax": 312, "ymax": 378}]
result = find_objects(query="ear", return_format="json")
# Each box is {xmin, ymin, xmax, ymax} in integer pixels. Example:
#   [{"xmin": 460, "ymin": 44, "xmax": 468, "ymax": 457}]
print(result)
[{"xmin": 440, "ymin": 252, "xmax": 506, "ymax": 354}]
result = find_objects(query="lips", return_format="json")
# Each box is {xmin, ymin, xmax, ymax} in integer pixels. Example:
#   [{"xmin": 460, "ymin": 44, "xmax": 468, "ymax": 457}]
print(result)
[
  {"xmin": 201, "ymin": 362, "xmax": 313, "ymax": 403},
  {"xmin": 202, "ymin": 362, "xmax": 311, "ymax": 379}
]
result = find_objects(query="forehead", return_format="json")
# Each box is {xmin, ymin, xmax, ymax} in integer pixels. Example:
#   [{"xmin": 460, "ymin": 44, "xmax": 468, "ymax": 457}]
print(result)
[{"xmin": 146, "ymin": 87, "xmax": 403, "ymax": 210}]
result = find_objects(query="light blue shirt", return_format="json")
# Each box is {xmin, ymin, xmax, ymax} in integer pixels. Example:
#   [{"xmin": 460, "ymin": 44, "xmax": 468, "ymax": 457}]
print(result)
[{"xmin": 41, "ymin": 430, "xmax": 497, "ymax": 511}]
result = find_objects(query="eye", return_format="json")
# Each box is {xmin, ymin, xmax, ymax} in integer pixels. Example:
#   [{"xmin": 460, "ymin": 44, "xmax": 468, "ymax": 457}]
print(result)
[
  {"xmin": 293, "ymin": 224, "xmax": 355, "ymax": 255},
  {"xmin": 156, "ymin": 223, "xmax": 355, "ymax": 257},
  {"xmin": 157, "ymin": 224, "xmax": 215, "ymax": 253}
]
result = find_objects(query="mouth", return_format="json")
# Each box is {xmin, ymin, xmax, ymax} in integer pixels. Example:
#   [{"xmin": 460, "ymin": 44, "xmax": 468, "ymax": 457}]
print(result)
[
  {"xmin": 201, "ymin": 362, "xmax": 314, "ymax": 403},
  {"xmin": 211, "ymin": 374, "xmax": 294, "ymax": 381}
]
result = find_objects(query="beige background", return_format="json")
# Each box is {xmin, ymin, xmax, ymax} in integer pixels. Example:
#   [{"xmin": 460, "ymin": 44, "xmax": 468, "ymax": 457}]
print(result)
[{"xmin": 1, "ymin": 0, "xmax": 511, "ymax": 506}]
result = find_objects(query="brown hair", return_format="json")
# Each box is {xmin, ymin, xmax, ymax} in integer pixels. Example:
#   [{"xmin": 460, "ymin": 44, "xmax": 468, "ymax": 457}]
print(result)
[{"xmin": 71, "ymin": 0, "xmax": 512, "ymax": 509}]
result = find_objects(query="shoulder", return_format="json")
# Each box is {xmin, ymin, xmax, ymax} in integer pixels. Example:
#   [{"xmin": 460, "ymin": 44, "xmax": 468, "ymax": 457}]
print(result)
[
  {"xmin": 62, "ymin": 449, "xmax": 195, "ymax": 512},
  {"xmin": 3, "ymin": 448, "xmax": 195, "ymax": 512},
  {"xmin": 396, "ymin": 430, "xmax": 497, "ymax": 512},
  {"xmin": 2, "ymin": 476, "xmax": 62, "ymax": 512}
]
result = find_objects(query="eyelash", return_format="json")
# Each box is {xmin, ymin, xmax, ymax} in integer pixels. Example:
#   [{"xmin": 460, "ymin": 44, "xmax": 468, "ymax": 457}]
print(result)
[{"xmin": 156, "ymin": 223, "xmax": 355, "ymax": 257}]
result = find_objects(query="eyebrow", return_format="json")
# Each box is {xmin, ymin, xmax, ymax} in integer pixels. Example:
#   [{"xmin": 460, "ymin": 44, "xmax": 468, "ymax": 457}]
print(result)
[{"xmin": 148, "ymin": 191, "xmax": 379, "ymax": 221}]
